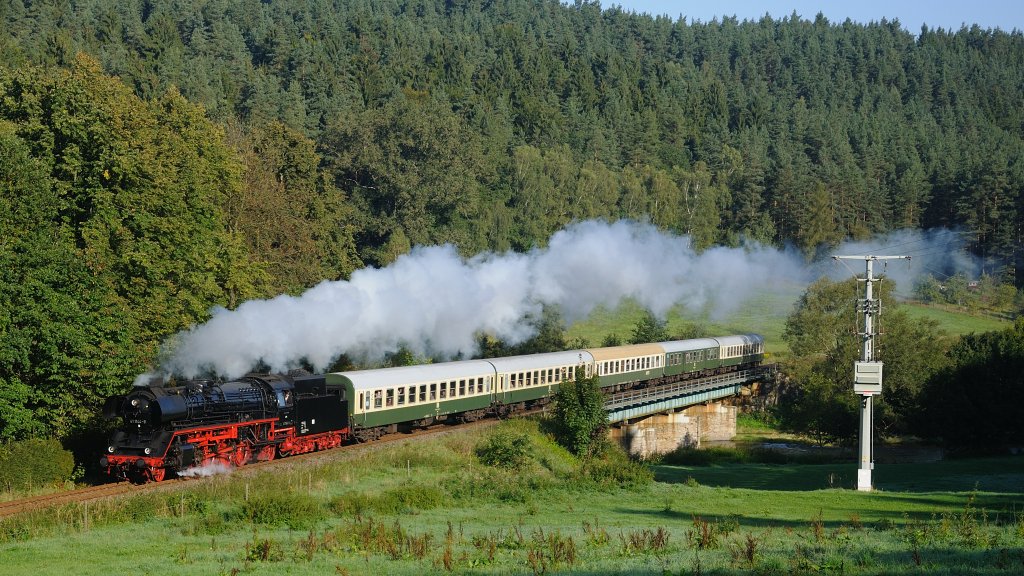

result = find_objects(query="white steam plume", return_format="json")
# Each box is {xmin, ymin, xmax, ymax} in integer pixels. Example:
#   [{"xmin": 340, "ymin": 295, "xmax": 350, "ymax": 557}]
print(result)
[
  {"xmin": 176, "ymin": 461, "xmax": 234, "ymax": 479},
  {"xmin": 161, "ymin": 220, "xmax": 807, "ymax": 378}
]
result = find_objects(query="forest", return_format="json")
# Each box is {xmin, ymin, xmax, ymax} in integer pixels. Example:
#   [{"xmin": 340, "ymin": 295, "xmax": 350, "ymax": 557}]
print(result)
[{"xmin": 1, "ymin": 0, "xmax": 1023, "ymax": 453}]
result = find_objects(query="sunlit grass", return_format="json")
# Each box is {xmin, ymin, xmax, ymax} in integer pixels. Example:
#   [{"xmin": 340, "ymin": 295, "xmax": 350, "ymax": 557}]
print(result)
[{"xmin": 2, "ymin": 420, "xmax": 1022, "ymax": 575}]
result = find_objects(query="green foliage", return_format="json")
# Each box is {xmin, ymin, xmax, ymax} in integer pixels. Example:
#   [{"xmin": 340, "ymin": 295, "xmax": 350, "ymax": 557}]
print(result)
[
  {"xmin": 780, "ymin": 277, "xmax": 949, "ymax": 443},
  {"xmin": 239, "ymin": 492, "xmax": 325, "ymax": 529},
  {"xmin": 552, "ymin": 372, "xmax": 607, "ymax": 457},
  {"xmin": 577, "ymin": 444, "xmax": 654, "ymax": 488},
  {"xmin": 0, "ymin": 57, "xmax": 264, "ymax": 441},
  {"xmin": 2, "ymin": 1, "xmax": 1021, "ymax": 270},
  {"xmin": 915, "ymin": 273, "xmax": 1018, "ymax": 314},
  {"xmin": 476, "ymin": 431, "xmax": 532, "ymax": 469},
  {"xmin": 225, "ymin": 121, "xmax": 361, "ymax": 294},
  {"xmin": 628, "ymin": 311, "xmax": 669, "ymax": 344},
  {"xmin": 0, "ymin": 438, "xmax": 75, "ymax": 490},
  {"xmin": 331, "ymin": 485, "xmax": 445, "ymax": 516},
  {"xmin": 916, "ymin": 319, "xmax": 1024, "ymax": 447}
]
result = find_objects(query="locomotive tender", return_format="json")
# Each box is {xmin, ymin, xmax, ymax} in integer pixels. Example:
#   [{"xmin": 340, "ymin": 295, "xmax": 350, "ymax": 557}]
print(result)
[{"xmin": 101, "ymin": 334, "xmax": 763, "ymax": 482}]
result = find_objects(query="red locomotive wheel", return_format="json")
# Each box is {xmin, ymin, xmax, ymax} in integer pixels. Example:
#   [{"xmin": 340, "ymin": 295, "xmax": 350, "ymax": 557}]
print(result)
[
  {"xmin": 233, "ymin": 446, "xmax": 252, "ymax": 467},
  {"xmin": 256, "ymin": 445, "xmax": 276, "ymax": 461},
  {"xmin": 150, "ymin": 468, "xmax": 166, "ymax": 482}
]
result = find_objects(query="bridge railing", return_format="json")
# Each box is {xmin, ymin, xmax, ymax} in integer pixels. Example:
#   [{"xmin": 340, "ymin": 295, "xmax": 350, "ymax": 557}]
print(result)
[{"xmin": 604, "ymin": 364, "xmax": 775, "ymax": 412}]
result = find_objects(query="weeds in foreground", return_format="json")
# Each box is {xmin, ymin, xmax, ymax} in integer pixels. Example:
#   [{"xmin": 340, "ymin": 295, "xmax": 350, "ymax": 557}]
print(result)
[
  {"xmin": 619, "ymin": 526, "xmax": 669, "ymax": 555},
  {"xmin": 728, "ymin": 531, "xmax": 762, "ymax": 569},
  {"xmin": 687, "ymin": 516, "xmax": 721, "ymax": 550},
  {"xmin": 582, "ymin": 518, "xmax": 610, "ymax": 547}
]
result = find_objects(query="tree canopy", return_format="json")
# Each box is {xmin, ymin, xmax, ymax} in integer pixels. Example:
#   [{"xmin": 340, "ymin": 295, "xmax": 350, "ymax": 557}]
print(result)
[
  {"xmin": 2, "ymin": 1, "xmax": 1022, "ymax": 274},
  {"xmin": 1, "ymin": 1, "xmax": 1023, "ymax": 444},
  {"xmin": 0, "ymin": 56, "xmax": 263, "ymax": 440}
]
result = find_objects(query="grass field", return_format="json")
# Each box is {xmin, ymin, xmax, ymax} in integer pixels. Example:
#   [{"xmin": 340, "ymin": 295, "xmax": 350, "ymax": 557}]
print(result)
[
  {"xmin": 901, "ymin": 302, "xmax": 1011, "ymax": 337},
  {"xmin": 2, "ymin": 420, "xmax": 1021, "ymax": 575}
]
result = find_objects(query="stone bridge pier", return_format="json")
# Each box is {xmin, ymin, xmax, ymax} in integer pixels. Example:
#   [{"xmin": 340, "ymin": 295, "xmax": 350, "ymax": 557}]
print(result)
[{"xmin": 608, "ymin": 402, "xmax": 736, "ymax": 459}]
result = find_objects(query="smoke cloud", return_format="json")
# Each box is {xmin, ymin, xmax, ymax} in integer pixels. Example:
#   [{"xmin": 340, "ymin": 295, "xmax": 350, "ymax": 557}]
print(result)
[{"xmin": 158, "ymin": 220, "xmax": 980, "ymax": 379}]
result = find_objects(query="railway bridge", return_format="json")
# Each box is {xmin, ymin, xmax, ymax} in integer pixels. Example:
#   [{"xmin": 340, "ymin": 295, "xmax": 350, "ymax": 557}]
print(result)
[{"xmin": 605, "ymin": 365, "xmax": 776, "ymax": 458}]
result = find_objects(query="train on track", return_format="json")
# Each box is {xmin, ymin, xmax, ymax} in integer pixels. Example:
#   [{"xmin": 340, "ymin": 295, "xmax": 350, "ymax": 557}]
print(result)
[{"xmin": 101, "ymin": 334, "xmax": 765, "ymax": 483}]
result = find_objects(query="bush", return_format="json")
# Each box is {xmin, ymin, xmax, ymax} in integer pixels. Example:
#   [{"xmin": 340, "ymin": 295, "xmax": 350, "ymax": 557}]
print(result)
[
  {"xmin": 239, "ymin": 492, "xmax": 325, "ymax": 529},
  {"xmin": 578, "ymin": 444, "xmax": 653, "ymax": 488},
  {"xmin": 476, "ymin": 431, "xmax": 531, "ymax": 469},
  {"xmin": 0, "ymin": 438, "xmax": 76, "ymax": 491},
  {"xmin": 332, "ymin": 484, "xmax": 446, "ymax": 516}
]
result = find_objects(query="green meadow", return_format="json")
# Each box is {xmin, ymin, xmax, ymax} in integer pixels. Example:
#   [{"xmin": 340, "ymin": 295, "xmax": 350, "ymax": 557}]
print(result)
[{"xmin": 2, "ymin": 419, "xmax": 1021, "ymax": 575}]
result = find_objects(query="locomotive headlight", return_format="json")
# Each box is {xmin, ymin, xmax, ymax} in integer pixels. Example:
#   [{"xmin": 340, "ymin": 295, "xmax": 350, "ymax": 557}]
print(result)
[
  {"xmin": 108, "ymin": 446, "xmax": 115, "ymax": 453},
  {"xmin": 144, "ymin": 447, "xmax": 152, "ymax": 455},
  {"xmin": 131, "ymin": 398, "xmax": 139, "ymax": 407}
]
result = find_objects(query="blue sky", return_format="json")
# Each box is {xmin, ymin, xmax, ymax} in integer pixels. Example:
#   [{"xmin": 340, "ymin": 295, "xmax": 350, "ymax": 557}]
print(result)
[{"xmin": 605, "ymin": 1, "xmax": 1023, "ymax": 32}]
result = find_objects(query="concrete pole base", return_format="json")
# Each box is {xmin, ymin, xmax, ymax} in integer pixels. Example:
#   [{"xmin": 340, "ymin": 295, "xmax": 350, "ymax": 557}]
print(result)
[{"xmin": 857, "ymin": 468, "xmax": 873, "ymax": 492}]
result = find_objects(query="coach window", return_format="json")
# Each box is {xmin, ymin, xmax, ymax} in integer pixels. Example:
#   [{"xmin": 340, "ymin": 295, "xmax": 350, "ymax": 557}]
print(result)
[
  {"xmin": 458, "ymin": 379, "xmax": 465, "ymax": 396},
  {"xmin": 373, "ymin": 390, "xmax": 382, "ymax": 409},
  {"xmin": 418, "ymin": 386, "xmax": 426, "ymax": 403},
  {"xmin": 438, "ymin": 382, "xmax": 446, "ymax": 399},
  {"xmin": 428, "ymin": 383, "xmax": 435, "ymax": 401},
  {"xmin": 398, "ymin": 387, "xmax": 406, "ymax": 405},
  {"xmin": 385, "ymin": 389, "xmax": 394, "ymax": 407}
]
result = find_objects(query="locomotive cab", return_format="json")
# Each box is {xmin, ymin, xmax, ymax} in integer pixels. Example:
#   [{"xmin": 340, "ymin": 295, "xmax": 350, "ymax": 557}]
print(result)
[{"xmin": 291, "ymin": 375, "xmax": 348, "ymax": 436}]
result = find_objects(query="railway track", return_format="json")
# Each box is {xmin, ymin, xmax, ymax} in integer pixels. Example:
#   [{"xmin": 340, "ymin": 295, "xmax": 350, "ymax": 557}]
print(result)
[
  {"xmin": 0, "ymin": 481, "xmax": 135, "ymax": 519},
  {"xmin": 0, "ymin": 411, "xmax": 526, "ymax": 520}
]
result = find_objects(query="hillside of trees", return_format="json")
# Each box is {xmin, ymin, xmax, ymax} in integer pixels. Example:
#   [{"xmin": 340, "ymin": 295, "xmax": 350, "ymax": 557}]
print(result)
[{"xmin": 1, "ymin": 0, "xmax": 1023, "ymax": 446}]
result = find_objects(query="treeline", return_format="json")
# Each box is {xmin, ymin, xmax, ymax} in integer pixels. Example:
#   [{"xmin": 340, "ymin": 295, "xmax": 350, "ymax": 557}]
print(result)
[
  {"xmin": 2, "ymin": 0, "xmax": 1024, "ymax": 444},
  {"xmin": 3, "ymin": 0, "xmax": 1023, "ymax": 268}
]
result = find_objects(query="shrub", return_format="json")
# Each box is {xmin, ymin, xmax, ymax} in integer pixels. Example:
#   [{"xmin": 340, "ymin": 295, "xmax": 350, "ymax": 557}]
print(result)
[
  {"xmin": 332, "ymin": 484, "xmax": 446, "ymax": 516},
  {"xmin": 476, "ymin": 431, "xmax": 531, "ymax": 469},
  {"xmin": 240, "ymin": 492, "xmax": 325, "ymax": 529},
  {"xmin": 0, "ymin": 438, "xmax": 76, "ymax": 491},
  {"xmin": 578, "ymin": 444, "xmax": 653, "ymax": 488}
]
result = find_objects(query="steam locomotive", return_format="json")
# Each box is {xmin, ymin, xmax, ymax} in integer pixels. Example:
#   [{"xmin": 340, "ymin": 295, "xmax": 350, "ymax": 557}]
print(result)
[
  {"xmin": 100, "ymin": 373, "xmax": 347, "ymax": 482},
  {"xmin": 101, "ymin": 334, "xmax": 765, "ymax": 482}
]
